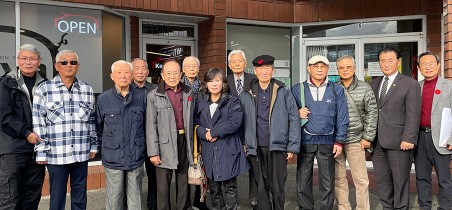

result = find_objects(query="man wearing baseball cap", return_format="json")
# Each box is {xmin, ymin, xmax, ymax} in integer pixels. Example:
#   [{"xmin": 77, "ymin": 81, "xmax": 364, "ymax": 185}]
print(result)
[
  {"xmin": 291, "ymin": 55, "xmax": 349, "ymax": 210},
  {"xmin": 240, "ymin": 54, "xmax": 301, "ymax": 210}
]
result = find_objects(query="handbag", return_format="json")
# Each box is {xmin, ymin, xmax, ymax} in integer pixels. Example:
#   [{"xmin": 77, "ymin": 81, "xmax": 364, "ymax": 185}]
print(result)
[{"xmin": 188, "ymin": 125, "xmax": 207, "ymax": 185}]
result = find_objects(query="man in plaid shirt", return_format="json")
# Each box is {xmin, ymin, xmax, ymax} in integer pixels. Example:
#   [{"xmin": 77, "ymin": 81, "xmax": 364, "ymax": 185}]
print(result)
[{"xmin": 33, "ymin": 49, "xmax": 98, "ymax": 210}]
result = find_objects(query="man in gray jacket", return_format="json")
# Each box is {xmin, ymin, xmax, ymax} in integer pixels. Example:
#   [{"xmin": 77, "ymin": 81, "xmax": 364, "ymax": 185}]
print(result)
[
  {"xmin": 415, "ymin": 51, "xmax": 452, "ymax": 210},
  {"xmin": 334, "ymin": 55, "xmax": 378, "ymax": 210},
  {"xmin": 146, "ymin": 59, "xmax": 194, "ymax": 210}
]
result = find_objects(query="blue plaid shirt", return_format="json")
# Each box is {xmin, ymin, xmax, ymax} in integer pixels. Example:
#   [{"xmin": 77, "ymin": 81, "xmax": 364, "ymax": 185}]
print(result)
[{"xmin": 33, "ymin": 75, "xmax": 98, "ymax": 164}]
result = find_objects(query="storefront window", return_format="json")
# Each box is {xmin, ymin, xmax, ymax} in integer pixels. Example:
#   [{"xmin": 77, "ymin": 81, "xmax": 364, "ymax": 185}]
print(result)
[
  {"xmin": 227, "ymin": 24, "xmax": 291, "ymax": 87},
  {"xmin": 0, "ymin": 1, "xmax": 16, "ymax": 76}
]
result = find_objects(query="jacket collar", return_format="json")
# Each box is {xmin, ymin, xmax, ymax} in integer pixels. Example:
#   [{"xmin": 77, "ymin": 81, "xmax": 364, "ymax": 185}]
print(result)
[
  {"xmin": 5, "ymin": 67, "xmax": 46, "ymax": 88},
  {"xmin": 156, "ymin": 81, "xmax": 191, "ymax": 95}
]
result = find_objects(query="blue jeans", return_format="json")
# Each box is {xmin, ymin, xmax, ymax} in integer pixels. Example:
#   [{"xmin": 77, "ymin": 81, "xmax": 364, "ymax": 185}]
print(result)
[{"xmin": 47, "ymin": 161, "xmax": 88, "ymax": 210}]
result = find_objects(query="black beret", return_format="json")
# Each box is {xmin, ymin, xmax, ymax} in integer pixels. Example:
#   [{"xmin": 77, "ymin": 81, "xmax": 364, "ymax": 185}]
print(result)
[{"xmin": 252, "ymin": 55, "xmax": 275, "ymax": 67}]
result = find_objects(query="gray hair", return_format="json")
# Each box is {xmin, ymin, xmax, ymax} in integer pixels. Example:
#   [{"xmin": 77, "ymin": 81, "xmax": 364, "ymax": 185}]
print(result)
[
  {"xmin": 182, "ymin": 56, "xmax": 200, "ymax": 67},
  {"xmin": 18, "ymin": 44, "xmax": 41, "ymax": 58},
  {"xmin": 336, "ymin": 55, "xmax": 356, "ymax": 67},
  {"xmin": 131, "ymin": 58, "xmax": 148, "ymax": 68},
  {"xmin": 228, "ymin": 50, "xmax": 246, "ymax": 63},
  {"xmin": 55, "ymin": 50, "xmax": 79, "ymax": 63},
  {"xmin": 111, "ymin": 60, "xmax": 133, "ymax": 72}
]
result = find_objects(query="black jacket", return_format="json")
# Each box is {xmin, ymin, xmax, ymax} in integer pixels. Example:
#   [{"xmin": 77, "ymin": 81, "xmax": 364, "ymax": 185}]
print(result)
[{"xmin": 0, "ymin": 68, "xmax": 46, "ymax": 155}]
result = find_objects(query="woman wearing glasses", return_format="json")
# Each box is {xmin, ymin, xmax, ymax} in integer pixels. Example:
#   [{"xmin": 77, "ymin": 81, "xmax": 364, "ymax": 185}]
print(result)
[{"xmin": 194, "ymin": 68, "xmax": 249, "ymax": 210}]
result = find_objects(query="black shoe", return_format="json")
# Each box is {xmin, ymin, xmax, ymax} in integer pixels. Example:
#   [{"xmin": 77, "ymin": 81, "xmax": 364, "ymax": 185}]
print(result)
[
  {"xmin": 193, "ymin": 201, "xmax": 209, "ymax": 210},
  {"xmin": 250, "ymin": 199, "xmax": 257, "ymax": 210}
]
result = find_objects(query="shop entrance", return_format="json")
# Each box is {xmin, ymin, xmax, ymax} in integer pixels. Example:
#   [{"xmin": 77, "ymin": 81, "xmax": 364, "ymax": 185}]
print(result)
[{"xmin": 302, "ymin": 34, "xmax": 423, "ymax": 83}]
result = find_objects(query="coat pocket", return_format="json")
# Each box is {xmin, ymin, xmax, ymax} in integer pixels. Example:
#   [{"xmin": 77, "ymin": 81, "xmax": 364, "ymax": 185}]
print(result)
[
  {"xmin": 45, "ymin": 101, "xmax": 64, "ymax": 124},
  {"xmin": 78, "ymin": 102, "xmax": 93, "ymax": 122},
  {"xmin": 102, "ymin": 140, "xmax": 121, "ymax": 163}
]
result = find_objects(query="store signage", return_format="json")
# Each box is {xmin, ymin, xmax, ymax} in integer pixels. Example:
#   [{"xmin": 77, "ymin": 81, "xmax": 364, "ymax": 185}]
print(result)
[
  {"xmin": 54, "ymin": 13, "xmax": 99, "ymax": 34},
  {"xmin": 161, "ymin": 47, "xmax": 184, "ymax": 57}
]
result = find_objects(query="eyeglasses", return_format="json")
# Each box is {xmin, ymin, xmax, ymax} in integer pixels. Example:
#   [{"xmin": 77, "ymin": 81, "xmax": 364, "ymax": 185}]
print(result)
[
  {"xmin": 420, "ymin": 62, "xmax": 437, "ymax": 68},
  {"xmin": 164, "ymin": 72, "xmax": 181, "ymax": 78},
  {"xmin": 18, "ymin": 57, "xmax": 40, "ymax": 63},
  {"xmin": 183, "ymin": 65, "xmax": 198, "ymax": 70},
  {"xmin": 58, "ymin": 60, "xmax": 78, "ymax": 66}
]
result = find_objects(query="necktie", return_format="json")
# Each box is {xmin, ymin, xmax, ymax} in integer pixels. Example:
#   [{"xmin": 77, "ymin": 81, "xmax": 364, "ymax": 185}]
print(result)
[
  {"xmin": 379, "ymin": 77, "xmax": 389, "ymax": 103},
  {"xmin": 236, "ymin": 79, "xmax": 243, "ymax": 94}
]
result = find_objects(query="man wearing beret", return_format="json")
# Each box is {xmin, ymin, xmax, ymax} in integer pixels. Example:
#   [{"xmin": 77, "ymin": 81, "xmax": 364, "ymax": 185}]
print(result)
[
  {"xmin": 241, "ymin": 55, "xmax": 301, "ymax": 210},
  {"xmin": 291, "ymin": 55, "xmax": 349, "ymax": 210}
]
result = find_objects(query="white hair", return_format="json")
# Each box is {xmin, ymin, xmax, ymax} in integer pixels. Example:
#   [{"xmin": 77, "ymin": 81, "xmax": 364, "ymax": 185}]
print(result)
[
  {"xmin": 228, "ymin": 50, "xmax": 246, "ymax": 63},
  {"xmin": 18, "ymin": 44, "xmax": 41, "ymax": 58},
  {"xmin": 111, "ymin": 60, "xmax": 133, "ymax": 72},
  {"xmin": 55, "ymin": 50, "xmax": 79, "ymax": 63},
  {"xmin": 182, "ymin": 56, "xmax": 200, "ymax": 67},
  {"xmin": 131, "ymin": 58, "xmax": 148, "ymax": 68},
  {"xmin": 336, "ymin": 55, "xmax": 356, "ymax": 67}
]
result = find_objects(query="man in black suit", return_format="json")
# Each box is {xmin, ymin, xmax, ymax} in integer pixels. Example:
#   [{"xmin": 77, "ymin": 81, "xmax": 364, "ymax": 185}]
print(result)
[
  {"xmin": 370, "ymin": 48, "xmax": 422, "ymax": 210},
  {"xmin": 226, "ymin": 49, "xmax": 257, "ymax": 209}
]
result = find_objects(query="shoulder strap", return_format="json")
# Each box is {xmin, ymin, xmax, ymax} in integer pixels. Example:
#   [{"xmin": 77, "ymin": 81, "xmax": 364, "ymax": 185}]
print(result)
[
  {"xmin": 342, "ymin": 86, "xmax": 363, "ymax": 123},
  {"xmin": 300, "ymin": 82, "xmax": 308, "ymax": 126},
  {"xmin": 193, "ymin": 125, "xmax": 201, "ymax": 164}
]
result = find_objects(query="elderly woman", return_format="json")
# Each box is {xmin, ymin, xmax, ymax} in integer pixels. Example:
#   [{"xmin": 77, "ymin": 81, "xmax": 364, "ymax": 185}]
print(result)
[{"xmin": 194, "ymin": 68, "xmax": 249, "ymax": 210}]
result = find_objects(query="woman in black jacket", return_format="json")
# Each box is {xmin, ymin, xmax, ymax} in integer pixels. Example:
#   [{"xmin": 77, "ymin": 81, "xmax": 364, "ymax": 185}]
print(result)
[{"xmin": 194, "ymin": 68, "xmax": 249, "ymax": 210}]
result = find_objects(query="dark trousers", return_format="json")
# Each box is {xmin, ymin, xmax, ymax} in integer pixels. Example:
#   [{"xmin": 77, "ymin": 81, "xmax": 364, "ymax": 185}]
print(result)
[
  {"xmin": 247, "ymin": 156, "xmax": 259, "ymax": 206},
  {"xmin": 145, "ymin": 151, "xmax": 157, "ymax": 209},
  {"xmin": 256, "ymin": 147, "xmax": 287, "ymax": 210},
  {"xmin": 208, "ymin": 177, "xmax": 238, "ymax": 210},
  {"xmin": 47, "ymin": 161, "xmax": 88, "ymax": 210},
  {"xmin": 297, "ymin": 144, "xmax": 335, "ymax": 210},
  {"xmin": 155, "ymin": 134, "xmax": 191, "ymax": 210},
  {"xmin": 372, "ymin": 141, "xmax": 413, "ymax": 210},
  {"xmin": 0, "ymin": 153, "xmax": 45, "ymax": 210},
  {"xmin": 415, "ymin": 130, "xmax": 452, "ymax": 210}
]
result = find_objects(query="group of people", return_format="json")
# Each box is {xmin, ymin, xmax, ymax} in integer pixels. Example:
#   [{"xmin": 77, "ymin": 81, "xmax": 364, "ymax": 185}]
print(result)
[{"xmin": 0, "ymin": 43, "xmax": 450, "ymax": 210}]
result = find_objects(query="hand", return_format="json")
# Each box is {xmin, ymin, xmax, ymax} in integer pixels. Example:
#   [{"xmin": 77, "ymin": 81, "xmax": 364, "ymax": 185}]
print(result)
[
  {"xmin": 36, "ymin": 161, "xmax": 47, "ymax": 165},
  {"xmin": 447, "ymin": 144, "xmax": 452, "ymax": 151},
  {"xmin": 89, "ymin": 152, "xmax": 97, "ymax": 159},
  {"xmin": 210, "ymin": 137, "xmax": 217, "ymax": 142},
  {"xmin": 333, "ymin": 144, "xmax": 343, "ymax": 158},
  {"xmin": 243, "ymin": 145, "xmax": 247, "ymax": 154},
  {"xmin": 360, "ymin": 140, "xmax": 371, "ymax": 151},
  {"xmin": 400, "ymin": 141, "xmax": 414, "ymax": 150},
  {"xmin": 287, "ymin": 152, "xmax": 294, "ymax": 160},
  {"xmin": 298, "ymin": 108, "xmax": 310, "ymax": 119},
  {"xmin": 205, "ymin": 129, "xmax": 212, "ymax": 141},
  {"xmin": 26, "ymin": 132, "xmax": 42, "ymax": 144},
  {"xmin": 150, "ymin": 156, "xmax": 161, "ymax": 165}
]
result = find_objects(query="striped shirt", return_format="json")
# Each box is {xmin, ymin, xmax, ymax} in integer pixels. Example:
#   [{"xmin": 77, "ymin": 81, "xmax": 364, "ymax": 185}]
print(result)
[{"xmin": 33, "ymin": 75, "xmax": 98, "ymax": 164}]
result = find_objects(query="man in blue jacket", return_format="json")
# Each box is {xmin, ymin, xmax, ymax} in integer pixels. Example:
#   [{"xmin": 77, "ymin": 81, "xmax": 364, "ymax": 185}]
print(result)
[
  {"xmin": 96, "ymin": 60, "xmax": 146, "ymax": 210},
  {"xmin": 247, "ymin": 54, "xmax": 301, "ymax": 210},
  {"xmin": 292, "ymin": 55, "xmax": 349, "ymax": 210}
]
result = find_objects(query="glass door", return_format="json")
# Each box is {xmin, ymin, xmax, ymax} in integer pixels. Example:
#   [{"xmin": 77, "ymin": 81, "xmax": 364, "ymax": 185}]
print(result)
[
  {"xmin": 141, "ymin": 38, "xmax": 194, "ymax": 84},
  {"xmin": 302, "ymin": 39, "xmax": 359, "ymax": 83}
]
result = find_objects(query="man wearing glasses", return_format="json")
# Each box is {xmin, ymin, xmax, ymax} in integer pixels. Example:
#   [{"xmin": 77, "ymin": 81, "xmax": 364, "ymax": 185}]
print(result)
[
  {"xmin": 292, "ymin": 55, "xmax": 349, "ymax": 210},
  {"xmin": 33, "ymin": 50, "xmax": 98, "ymax": 210},
  {"xmin": 0, "ymin": 44, "xmax": 46, "ymax": 209},
  {"xmin": 146, "ymin": 59, "xmax": 194, "ymax": 210}
]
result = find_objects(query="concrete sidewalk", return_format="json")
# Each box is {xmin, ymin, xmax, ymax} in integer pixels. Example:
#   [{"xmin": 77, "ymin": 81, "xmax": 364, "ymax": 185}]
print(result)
[{"xmin": 38, "ymin": 165, "xmax": 438, "ymax": 210}]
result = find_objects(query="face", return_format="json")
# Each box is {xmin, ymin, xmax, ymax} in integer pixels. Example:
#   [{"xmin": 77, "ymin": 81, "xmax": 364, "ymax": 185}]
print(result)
[
  {"xmin": 182, "ymin": 58, "xmax": 199, "ymax": 79},
  {"xmin": 110, "ymin": 63, "xmax": 132, "ymax": 89},
  {"xmin": 228, "ymin": 53, "xmax": 246, "ymax": 75},
  {"xmin": 207, "ymin": 74, "xmax": 223, "ymax": 95},
  {"xmin": 307, "ymin": 62, "xmax": 328, "ymax": 82},
  {"xmin": 378, "ymin": 51, "xmax": 400, "ymax": 76},
  {"xmin": 254, "ymin": 64, "xmax": 274, "ymax": 84},
  {"xmin": 55, "ymin": 53, "xmax": 79, "ymax": 79},
  {"xmin": 418, "ymin": 55, "xmax": 440, "ymax": 80},
  {"xmin": 132, "ymin": 59, "xmax": 149, "ymax": 83},
  {"xmin": 17, "ymin": 50, "xmax": 40, "ymax": 76},
  {"xmin": 337, "ymin": 58, "xmax": 356, "ymax": 81},
  {"xmin": 161, "ymin": 61, "xmax": 181, "ymax": 89}
]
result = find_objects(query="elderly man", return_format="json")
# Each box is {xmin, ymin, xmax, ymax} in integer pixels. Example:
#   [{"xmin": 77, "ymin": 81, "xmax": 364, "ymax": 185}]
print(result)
[
  {"xmin": 370, "ymin": 48, "xmax": 421, "ymax": 209},
  {"xmin": 146, "ymin": 59, "xmax": 194, "ymax": 210},
  {"xmin": 97, "ymin": 60, "xmax": 146, "ymax": 210},
  {"xmin": 415, "ymin": 52, "xmax": 452, "ymax": 210},
  {"xmin": 33, "ymin": 50, "xmax": 98, "ymax": 210},
  {"xmin": 243, "ymin": 55, "xmax": 300, "ymax": 210},
  {"xmin": 0, "ymin": 44, "xmax": 46, "ymax": 209},
  {"xmin": 334, "ymin": 55, "xmax": 377, "ymax": 210},
  {"xmin": 292, "ymin": 55, "xmax": 349, "ymax": 210},
  {"xmin": 226, "ymin": 49, "xmax": 258, "ymax": 209},
  {"xmin": 182, "ymin": 56, "xmax": 201, "ymax": 95},
  {"xmin": 131, "ymin": 58, "xmax": 158, "ymax": 210}
]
